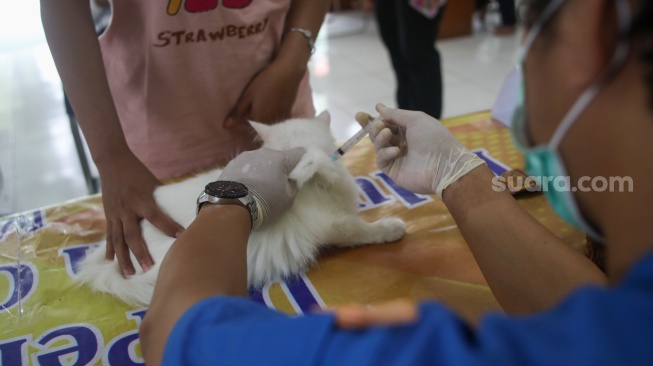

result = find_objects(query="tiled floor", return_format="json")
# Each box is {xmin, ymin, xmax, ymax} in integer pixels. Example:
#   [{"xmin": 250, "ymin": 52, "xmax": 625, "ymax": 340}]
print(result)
[{"xmin": 0, "ymin": 8, "xmax": 520, "ymax": 217}]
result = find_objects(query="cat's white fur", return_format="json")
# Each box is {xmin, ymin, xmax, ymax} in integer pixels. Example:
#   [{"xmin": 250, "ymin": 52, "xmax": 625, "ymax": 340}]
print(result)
[{"xmin": 76, "ymin": 111, "xmax": 406, "ymax": 306}]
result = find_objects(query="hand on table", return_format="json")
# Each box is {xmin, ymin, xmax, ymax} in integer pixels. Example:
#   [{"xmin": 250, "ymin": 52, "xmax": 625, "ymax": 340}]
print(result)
[
  {"xmin": 357, "ymin": 104, "xmax": 485, "ymax": 198},
  {"xmin": 225, "ymin": 58, "xmax": 305, "ymax": 127},
  {"xmin": 217, "ymin": 147, "xmax": 306, "ymax": 227},
  {"xmin": 99, "ymin": 155, "xmax": 184, "ymax": 277}
]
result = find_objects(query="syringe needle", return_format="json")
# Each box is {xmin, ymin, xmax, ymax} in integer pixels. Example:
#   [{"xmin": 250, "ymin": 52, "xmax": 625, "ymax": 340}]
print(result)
[{"xmin": 331, "ymin": 115, "xmax": 381, "ymax": 161}]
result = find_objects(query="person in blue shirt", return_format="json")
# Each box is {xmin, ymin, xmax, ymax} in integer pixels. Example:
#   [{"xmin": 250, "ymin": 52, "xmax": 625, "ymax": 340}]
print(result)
[{"xmin": 139, "ymin": 0, "xmax": 653, "ymax": 364}]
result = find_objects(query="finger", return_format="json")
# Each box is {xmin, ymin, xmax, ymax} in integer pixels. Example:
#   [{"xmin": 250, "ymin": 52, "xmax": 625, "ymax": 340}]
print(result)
[
  {"xmin": 365, "ymin": 113, "xmax": 402, "ymax": 144},
  {"xmin": 368, "ymin": 119, "xmax": 387, "ymax": 142},
  {"xmin": 335, "ymin": 301, "xmax": 418, "ymax": 329},
  {"xmin": 146, "ymin": 204, "xmax": 184, "ymax": 239},
  {"xmin": 355, "ymin": 111, "xmax": 398, "ymax": 139},
  {"xmin": 112, "ymin": 220, "xmax": 136, "ymax": 277},
  {"xmin": 104, "ymin": 220, "xmax": 115, "ymax": 261},
  {"xmin": 105, "ymin": 241, "xmax": 116, "ymax": 262},
  {"xmin": 375, "ymin": 120, "xmax": 403, "ymax": 148},
  {"xmin": 226, "ymin": 90, "xmax": 252, "ymax": 127},
  {"xmin": 376, "ymin": 103, "xmax": 414, "ymax": 128},
  {"xmin": 373, "ymin": 128, "xmax": 395, "ymax": 151},
  {"xmin": 376, "ymin": 147, "xmax": 401, "ymax": 171},
  {"xmin": 282, "ymin": 147, "xmax": 307, "ymax": 174},
  {"xmin": 123, "ymin": 216, "xmax": 154, "ymax": 272},
  {"xmin": 388, "ymin": 124, "xmax": 402, "ymax": 140}
]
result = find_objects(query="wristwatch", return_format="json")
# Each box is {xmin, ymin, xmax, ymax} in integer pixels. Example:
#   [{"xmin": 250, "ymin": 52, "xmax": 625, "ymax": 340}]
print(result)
[{"xmin": 196, "ymin": 181, "xmax": 259, "ymax": 229}]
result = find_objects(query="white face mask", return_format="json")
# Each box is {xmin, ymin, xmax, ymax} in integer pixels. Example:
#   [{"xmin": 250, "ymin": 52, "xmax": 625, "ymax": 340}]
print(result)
[{"xmin": 497, "ymin": 0, "xmax": 632, "ymax": 242}]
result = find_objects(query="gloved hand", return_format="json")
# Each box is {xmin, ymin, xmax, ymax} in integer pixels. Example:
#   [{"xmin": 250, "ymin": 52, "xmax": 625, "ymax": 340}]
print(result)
[
  {"xmin": 357, "ymin": 104, "xmax": 485, "ymax": 198},
  {"xmin": 217, "ymin": 147, "xmax": 306, "ymax": 228}
]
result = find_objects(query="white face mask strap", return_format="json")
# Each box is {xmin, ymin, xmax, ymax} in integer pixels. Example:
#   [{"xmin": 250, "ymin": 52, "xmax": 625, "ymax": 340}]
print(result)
[
  {"xmin": 549, "ymin": 0, "xmax": 632, "ymax": 148},
  {"xmin": 519, "ymin": 0, "xmax": 565, "ymax": 60}
]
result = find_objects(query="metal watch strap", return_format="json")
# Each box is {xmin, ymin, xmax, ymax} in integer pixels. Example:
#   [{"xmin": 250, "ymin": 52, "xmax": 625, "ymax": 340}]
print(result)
[{"xmin": 196, "ymin": 191, "xmax": 260, "ymax": 229}]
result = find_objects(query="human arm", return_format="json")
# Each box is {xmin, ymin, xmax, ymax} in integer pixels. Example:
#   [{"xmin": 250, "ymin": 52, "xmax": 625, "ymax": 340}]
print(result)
[
  {"xmin": 365, "ymin": 105, "xmax": 607, "ymax": 314},
  {"xmin": 145, "ymin": 282, "xmax": 645, "ymax": 365},
  {"xmin": 443, "ymin": 166, "xmax": 607, "ymax": 314},
  {"xmin": 40, "ymin": 1, "xmax": 183, "ymax": 276},
  {"xmin": 139, "ymin": 204, "xmax": 250, "ymax": 366},
  {"xmin": 139, "ymin": 147, "xmax": 305, "ymax": 365},
  {"xmin": 225, "ymin": 0, "xmax": 331, "ymax": 126}
]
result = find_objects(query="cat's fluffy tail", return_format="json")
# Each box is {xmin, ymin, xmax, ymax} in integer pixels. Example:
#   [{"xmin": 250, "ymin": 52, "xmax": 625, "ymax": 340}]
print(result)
[{"xmin": 74, "ymin": 245, "xmax": 157, "ymax": 306}]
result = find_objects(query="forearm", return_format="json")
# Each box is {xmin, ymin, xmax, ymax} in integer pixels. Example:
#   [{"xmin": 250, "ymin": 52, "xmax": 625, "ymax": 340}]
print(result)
[
  {"xmin": 443, "ymin": 166, "xmax": 607, "ymax": 314},
  {"xmin": 40, "ymin": 0, "xmax": 130, "ymax": 166},
  {"xmin": 276, "ymin": 0, "xmax": 330, "ymax": 70},
  {"xmin": 141, "ymin": 205, "xmax": 250, "ymax": 365}
]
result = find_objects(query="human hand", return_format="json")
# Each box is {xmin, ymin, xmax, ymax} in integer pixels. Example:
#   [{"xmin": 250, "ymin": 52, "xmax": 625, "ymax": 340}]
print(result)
[
  {"xmin": 217, "ymin": 147, "xmax": 306, "ymax": 228},
  {"xmin": 99, "ymin": 155, "xmax": 184, "ymax": 276},
  {"xmin": 357, "ymin": 104, "xmax": 485, "ymax": 198},
  {"xmin": 225, "ymin": 58, "xmax": 305, "ymax": 127},
  {"xmin": 328, "ymin": 300, "xmax": 419, "ymax": 329}
]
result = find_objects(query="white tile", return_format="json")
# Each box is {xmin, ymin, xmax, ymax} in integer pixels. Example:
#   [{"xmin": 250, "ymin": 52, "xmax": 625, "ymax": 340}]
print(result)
[
  {"xmin": 0, "ymin": 146, "xmax": 15, "ymax": 216},
  {"xmin": 13, "ymin": 172, "xmax": 87, "ymax": 212},
  {"xmin": 13, "ymin": 141, "xmax": 81, "ymax": 182},
  {"xmin": 349, "ymin": 49, "xmax": 394, "ymax": 74},
  {"xmin": 0, "ymin": 146, "xmax": 15, "ymax": 182},
  {"xmin": 0, "ymin": 186, "xmax": 15, "ymax": 217},
  {"xmin": 310, "ymin": 53, "xmax": 368, "ymax": 84},
  {"xmin": 327, "ymin": 104, "xmax": 362, "ymax": 142},
  {"xmin": 319, "ymin": 11, "xmax": 376, "ymax": 41},
  {"xmin": 442, "ymin": 83, "xmax": 497, "ymax": 118},
  {"xmin": 439, "ymin": 32, "xmax": 521, "ymax": 63},
  {"xmin": 340, "ymin": 93, "xmax": 396, "ymax": 118}
]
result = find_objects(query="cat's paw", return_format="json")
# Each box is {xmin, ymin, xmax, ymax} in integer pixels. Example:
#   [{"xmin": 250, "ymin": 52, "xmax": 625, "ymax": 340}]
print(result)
[
  {"xmin": 289, "ymin": 152, "xmax": 318, "ymax": 188},
  {"xmin": 376, "ymin": 217, "xmax": 407, "ymax": 242},
  {"xmin": 290, "ymin": 149, "xmax": 338, "ymax": 188}
]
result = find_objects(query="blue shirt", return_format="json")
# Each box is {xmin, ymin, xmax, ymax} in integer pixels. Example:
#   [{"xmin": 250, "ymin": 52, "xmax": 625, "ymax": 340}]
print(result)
[{"xmin": 163, "ymin": 251, "xmax": 653, "ymax": 365}]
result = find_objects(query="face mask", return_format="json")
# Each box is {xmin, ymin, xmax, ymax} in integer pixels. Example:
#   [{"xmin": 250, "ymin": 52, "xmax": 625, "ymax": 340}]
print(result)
[{"xmin": 510, "ymin": 0, "xmax": 631, "ymax": 242}]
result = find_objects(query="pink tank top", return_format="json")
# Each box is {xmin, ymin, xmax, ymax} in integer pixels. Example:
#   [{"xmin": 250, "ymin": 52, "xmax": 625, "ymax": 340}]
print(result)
[{"xmin": 100, "ymin": 0, "xmax": 315, "ymax": 179}]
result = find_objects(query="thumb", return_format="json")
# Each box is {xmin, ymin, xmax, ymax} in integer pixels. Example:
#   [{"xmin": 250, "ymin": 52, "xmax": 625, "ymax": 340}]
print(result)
[
  {"xmin": 282, "ymin": 147, "xmax": 307, "ymax": 174},
  {"xmin": 226, "ymin": 91, "xmax": 252, "ymax": 127},
  {"xmin": 147, "ymin": 204, "xmax": 185, "ymax": 239}
]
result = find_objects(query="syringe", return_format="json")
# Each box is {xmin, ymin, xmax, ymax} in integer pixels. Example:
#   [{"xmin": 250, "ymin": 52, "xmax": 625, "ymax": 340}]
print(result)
[{"xmin": 331, "ymin": 115, "xmax": 382, "ymax": 161}]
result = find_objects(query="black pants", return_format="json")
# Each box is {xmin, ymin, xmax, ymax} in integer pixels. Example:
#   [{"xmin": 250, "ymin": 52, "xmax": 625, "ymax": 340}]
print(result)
[
  {"xmin": 374, "ymin": 0, "xmax": 445, "ymax": 119},
  {"xmin": 475, "ymin": 0, "xmax": 517, "ymax": 26}
]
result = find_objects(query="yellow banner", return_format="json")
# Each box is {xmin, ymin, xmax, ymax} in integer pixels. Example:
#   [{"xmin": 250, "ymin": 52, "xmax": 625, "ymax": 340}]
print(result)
[{"xmin": 0, "ymin": 112, "xmax": 585, "ymax": 365}]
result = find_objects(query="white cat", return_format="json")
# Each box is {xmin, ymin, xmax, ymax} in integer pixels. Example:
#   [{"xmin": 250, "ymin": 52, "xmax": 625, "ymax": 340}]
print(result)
[{"xmin": 76, "ymin": 111, "xmax": 406, "ymax": 306}]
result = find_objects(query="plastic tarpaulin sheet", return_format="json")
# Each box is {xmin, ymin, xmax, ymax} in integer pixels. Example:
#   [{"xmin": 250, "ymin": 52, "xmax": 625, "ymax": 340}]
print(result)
[{"xmin": 0, "ymin": 112, "xmax": 586, "ymax": 365}]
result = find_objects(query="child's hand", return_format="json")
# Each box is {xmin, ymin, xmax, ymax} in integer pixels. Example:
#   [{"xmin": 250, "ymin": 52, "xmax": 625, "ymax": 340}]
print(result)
[
  {"xmin": 99, "ymin": 155, "xmax": 184, "ymax": 277},
  {"xmin": 225, "ymin": 57, "xmax": 305, "ymax": 127}
]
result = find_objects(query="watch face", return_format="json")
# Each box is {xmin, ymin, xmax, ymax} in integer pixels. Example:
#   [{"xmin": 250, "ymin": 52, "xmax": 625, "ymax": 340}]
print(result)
[{"xmin": 205, "ymin": 181, "xmax": 248, "ymax": 198}]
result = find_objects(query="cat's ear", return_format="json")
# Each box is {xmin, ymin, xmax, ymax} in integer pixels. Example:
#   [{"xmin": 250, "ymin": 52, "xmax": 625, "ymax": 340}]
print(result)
[
  {"xmin": 316, "ymin": 111, "xmax": 331, "ymax": 127},
  {"xmin": 249, "ymin": 121, "xmax": 272, "ymax": 141}
]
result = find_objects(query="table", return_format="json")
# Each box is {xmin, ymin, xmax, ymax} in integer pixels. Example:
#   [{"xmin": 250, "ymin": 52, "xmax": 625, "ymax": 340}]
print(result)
[{"xmin": 0, "ymin": 111, "xmax": 586, "ymax": 365}]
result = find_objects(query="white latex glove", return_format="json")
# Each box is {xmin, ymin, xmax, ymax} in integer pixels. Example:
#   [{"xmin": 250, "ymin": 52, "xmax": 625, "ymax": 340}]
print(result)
[
  {"xmin": 218, "ymin": 147, "xmax": 306, "ymax": 228},
  {"xmin": 359, "ymin": 104, "xmax": 485, "ymax": 198}
]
